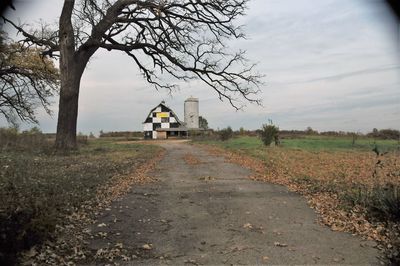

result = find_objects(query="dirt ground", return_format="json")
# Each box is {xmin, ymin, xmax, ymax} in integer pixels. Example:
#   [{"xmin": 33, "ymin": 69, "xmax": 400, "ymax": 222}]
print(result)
[{"xmin": 84, "ymin": 141, "xmax": 380, "ymax": 265}]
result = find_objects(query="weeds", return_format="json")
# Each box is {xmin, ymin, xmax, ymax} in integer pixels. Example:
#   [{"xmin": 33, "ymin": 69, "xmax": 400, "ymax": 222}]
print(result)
[
  {"xmin": 340, "ymin": 183, "xmax": 400, "ymax": 264},
  {"xmin": 367, "ymin": 184, "xmax": 400, "ymax": 222}
]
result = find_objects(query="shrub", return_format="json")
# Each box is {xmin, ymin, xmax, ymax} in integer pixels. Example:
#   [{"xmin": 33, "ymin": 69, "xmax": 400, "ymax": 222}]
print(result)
[
  {"xmin": 219, "ymin": 126, "xmax": 233, "ymax": 141},
  {"xmin": 260, "ymin": 122, "xmax": 279, "ymax": 146}
]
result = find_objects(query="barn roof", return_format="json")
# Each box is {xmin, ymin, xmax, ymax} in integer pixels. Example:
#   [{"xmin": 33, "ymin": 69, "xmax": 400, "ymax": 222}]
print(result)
[{"xmin": 142, "ymin": 101, "xmax": 184, "ymax": 125}]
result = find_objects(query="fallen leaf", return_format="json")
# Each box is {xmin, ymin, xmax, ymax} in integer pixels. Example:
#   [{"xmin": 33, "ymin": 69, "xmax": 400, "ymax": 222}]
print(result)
[
  {"xmin": 199, "ymin": 176, "xmax": 214, "ymax": 181},
  {"xmin": 184, "ymin": 258, "xmax": 198, "ymax": 265},
  {"xmin": 243, "ymin": 223, "xmax": 253, "ymax": 229},
  {"xmin": 96, "ymin": 248, "xmax": 106, "ymax": 256},
  {"xmin": 274, "ymin": 242, "xmax": 288, "ymax": 247},
  {"xmin": 25, "ymin": 247, "xmax": 37, "ymax": 258},
  {"xmin": 142, "ymin": 244, "xmax": 153, "ymax": 250}
]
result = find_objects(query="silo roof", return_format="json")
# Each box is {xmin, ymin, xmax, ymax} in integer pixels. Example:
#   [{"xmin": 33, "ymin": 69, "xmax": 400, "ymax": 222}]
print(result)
[{"xmin": 185, "ymin": 97, "xmax": 198, "ymax": 101}]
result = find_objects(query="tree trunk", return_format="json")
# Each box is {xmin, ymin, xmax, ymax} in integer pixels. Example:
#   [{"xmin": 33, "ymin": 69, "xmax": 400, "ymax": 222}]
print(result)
[
  {"xmin": 55, "ymin": 0, "xmax": 92, "ymax": 150},
  {"xmin": 54, "ymin": 64, "xmax": 83, "ymax": 150},
  {"xmin": 55, "ymin": 0, "xmax": 79, "ymax": 150}
]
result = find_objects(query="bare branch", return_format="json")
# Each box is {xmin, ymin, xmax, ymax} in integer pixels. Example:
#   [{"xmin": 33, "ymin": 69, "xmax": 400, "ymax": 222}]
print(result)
[
  {"xmin": 77, "ymin": 0, "xmax": 263, "ymax": 107},
  {"xmin": 2, "ymin": 16, "xmax": 60, "ymax": 56}
]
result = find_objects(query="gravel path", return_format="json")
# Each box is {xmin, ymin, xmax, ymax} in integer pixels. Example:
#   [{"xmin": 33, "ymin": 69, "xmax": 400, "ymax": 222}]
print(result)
[{"xmin": 86, "ymin": 141, "xmax": 380, "ymax": 265}]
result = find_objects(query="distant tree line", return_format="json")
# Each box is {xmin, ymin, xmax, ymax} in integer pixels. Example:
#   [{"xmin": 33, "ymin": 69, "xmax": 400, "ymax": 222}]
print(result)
[
  {"xmin": 194, "ymin": 126, "xmax": 400, "ymax": 142},
  {"xmin": 99, "ymin": 131, "xmax": 143, "ymax": 139},
  {"xmin": 278, "ymin": 127, "xmax": 399, "ymax": 140},
  {"xmin": 366, "ymin": 128, "xmax": 400, "ymax": 140}
]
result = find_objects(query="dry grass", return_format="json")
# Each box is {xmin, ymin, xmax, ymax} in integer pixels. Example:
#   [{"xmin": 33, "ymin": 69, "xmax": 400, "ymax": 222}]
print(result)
[{"xmin": 0, "ymin": 138, "xmax": 163, "ymax": 265}]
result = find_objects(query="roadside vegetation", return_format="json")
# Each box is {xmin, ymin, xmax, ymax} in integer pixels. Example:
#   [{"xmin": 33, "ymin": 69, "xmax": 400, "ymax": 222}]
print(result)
[
  {"xmin": 195, "ymin": 128, "xmax": 400, "ymax": 264},
  {"xmin": 0, "ymin": 128, "xmax": 161, "ymax": 265}
]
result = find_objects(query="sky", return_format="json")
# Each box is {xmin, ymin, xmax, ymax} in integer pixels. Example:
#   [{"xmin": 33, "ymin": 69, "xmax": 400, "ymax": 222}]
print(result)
[{"xmin": 1, "ymin": 0, "xmax": 399, "ymax": 134}]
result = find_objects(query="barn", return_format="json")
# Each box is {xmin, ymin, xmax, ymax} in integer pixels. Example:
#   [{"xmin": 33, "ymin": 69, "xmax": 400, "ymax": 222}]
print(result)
[{"xmin": 143, "ymin": 101, "xmax": 188, "ymax": 139}]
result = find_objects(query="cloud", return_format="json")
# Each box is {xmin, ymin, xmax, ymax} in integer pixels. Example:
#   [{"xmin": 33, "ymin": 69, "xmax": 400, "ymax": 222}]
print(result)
[
  {"xmin": 1, "ymin": 0, "xmax": 399, "ymax": 134},
  {"xmin": 299, "ymin": 65, "xmax": 400, "ymax": 83}
]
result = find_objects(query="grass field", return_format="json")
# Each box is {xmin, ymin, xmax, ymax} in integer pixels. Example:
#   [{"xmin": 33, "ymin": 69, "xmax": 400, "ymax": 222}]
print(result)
[
  {"xmin": 0, "ymin": 138, "xmax": 161, "ymax": 265},
  {"xmin": 200, "ymin": 135, "xmax": 400, "ymax": 153},
  {"xmin": 197, "ymin": 135, "xmax": 400, "ymax": 263}
]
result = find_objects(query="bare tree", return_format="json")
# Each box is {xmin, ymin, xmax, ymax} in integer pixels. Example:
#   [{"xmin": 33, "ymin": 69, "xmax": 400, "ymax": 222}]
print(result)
[
  {"xmin": 3, "ymin": 0, "xmax": 262, "ymax": 150},
  {"xmin": 0, "ymin": 31, "xmax": 59, "ymax": 125}
]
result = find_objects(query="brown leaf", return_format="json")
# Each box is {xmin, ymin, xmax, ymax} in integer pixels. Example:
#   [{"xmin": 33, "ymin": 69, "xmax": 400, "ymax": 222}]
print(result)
[
  {"xmin": 142, "ymin": 244, "xmax": 153, "ymax": 250},
  {"xmin": 243, "ymin": 223, "xmax": 253, "ymax": 229},
  {"xmin": 274, "ymin": 242, "xmax": 288, "ymax": 247}
]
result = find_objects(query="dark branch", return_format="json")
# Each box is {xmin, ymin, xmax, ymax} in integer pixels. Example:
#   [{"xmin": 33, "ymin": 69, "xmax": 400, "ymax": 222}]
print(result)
[{"xmin": 3, "ymin": 0, "xmax": 263, "ymax": 111}]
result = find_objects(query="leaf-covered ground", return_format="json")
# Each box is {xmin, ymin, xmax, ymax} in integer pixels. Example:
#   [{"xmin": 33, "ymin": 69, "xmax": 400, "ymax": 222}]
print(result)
[
  {"xmin": 0, "ymin": 139, "xmax": 163, "ymax": 265},
  {"xmin": 80, "ymin": 140, "xmax": 379, "ymax": 265},
  {"xmin": 196, "ymin": 136, "xmax": 400, "ymax": 263}
]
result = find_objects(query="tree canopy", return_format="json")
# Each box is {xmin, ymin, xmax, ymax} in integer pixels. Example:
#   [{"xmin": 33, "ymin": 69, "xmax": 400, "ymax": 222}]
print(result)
[
  {"xmin": 0, "ymin": 31, "xmax": 59, "ymax": 125},
  {"xmin": 199, "ymin": 116, "xmax": 208, "ymax": 129}
]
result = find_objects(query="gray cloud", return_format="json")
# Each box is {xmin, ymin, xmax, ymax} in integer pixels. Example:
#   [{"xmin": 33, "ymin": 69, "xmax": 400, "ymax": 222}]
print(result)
[
  {"xmin": 1, "ymin": 0, "xmax": 399, "ymax": 134},
  {"xmin": 299, "ymin": 65, "xmax": 400, "ymax": 84}
]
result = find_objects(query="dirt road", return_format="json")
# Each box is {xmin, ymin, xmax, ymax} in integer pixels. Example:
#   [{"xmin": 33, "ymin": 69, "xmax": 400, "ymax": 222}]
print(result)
[{"xmin": 86, "ymin": 141, "xmax": 379, "ymax": 265}]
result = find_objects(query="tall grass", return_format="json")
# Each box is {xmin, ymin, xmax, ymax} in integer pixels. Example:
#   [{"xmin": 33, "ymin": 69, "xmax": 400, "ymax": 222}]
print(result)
[{"xmin": 0, "ymin": 127, "xmax": 52, "ymax": 152}]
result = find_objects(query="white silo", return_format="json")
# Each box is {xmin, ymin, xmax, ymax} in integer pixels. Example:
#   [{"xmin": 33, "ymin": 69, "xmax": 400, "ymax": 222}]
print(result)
[{"xmin": 184, "ymin": 97, "xmax": 199, "ymax": 129}]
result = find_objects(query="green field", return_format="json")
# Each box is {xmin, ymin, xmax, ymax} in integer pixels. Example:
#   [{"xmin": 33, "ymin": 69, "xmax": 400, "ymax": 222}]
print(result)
[{"xmin": 199, "ymin": 135, "xmax": 400, "ymax": 153}]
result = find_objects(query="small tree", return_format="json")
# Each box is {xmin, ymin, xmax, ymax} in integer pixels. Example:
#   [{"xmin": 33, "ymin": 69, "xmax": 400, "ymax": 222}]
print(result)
[
  {"xmin": 199, "ymin": 116, "xmax": 208, "ymax": 130},
  {"xmin": 351, "ymin": 132, "xmax": 358, "ymax": 146},
  {"xmin": 305, "ymin": 126, "xmax": 317, "ymax": 135},
  {"xmin": 219, "ymin": 126, "xmax": 233, "ymax": 141},
  {"xmin": 260, "ymin": 121, "xmax": 279, "ymax": 146}
]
